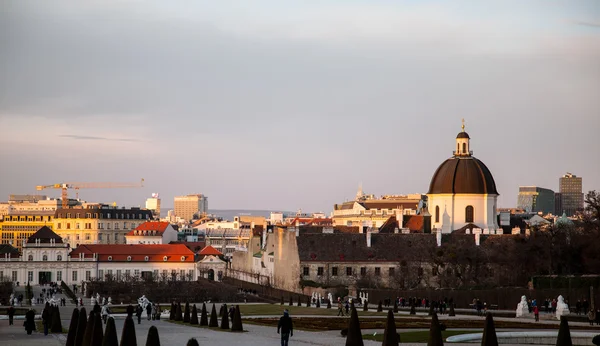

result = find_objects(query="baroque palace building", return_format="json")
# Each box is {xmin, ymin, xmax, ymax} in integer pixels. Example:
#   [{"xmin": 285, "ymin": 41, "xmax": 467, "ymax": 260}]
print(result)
[{"xmin": 53, "ymin": 205, "xmax": 153, "ymax": 248}]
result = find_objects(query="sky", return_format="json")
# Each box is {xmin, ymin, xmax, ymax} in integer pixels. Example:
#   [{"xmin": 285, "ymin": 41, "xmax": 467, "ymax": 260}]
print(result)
[{"xmin": 1, "ymin": 0, "xmax": 599, "ymax": 213}]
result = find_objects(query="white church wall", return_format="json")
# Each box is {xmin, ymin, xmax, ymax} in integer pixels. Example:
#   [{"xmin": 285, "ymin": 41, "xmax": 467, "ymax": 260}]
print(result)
[{"xmin": 428, "ymin": 193, "xmax": 498, "ymax": 233}]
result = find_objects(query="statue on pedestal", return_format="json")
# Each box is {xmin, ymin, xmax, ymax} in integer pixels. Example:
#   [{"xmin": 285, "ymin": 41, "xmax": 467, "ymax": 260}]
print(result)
[
  {"xmin": 516, "ymin": 295, "xmax": 529, "ymax": 318},
  {"xmin": 138, "ymin": 295, "xmax": 150, "ymax": 310},
  {"xmin": 556, "ymin": 295, "xmax": 570, "ymax": 320},
  {"xmin": 328, "ymin": 293, "xmax": 333, "ymax": 305}
]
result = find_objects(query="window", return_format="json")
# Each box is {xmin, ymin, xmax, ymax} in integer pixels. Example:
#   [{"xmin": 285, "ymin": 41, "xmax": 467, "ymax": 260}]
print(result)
[
  {"xmin": 67, "ymin": 223, "xmax": 71, "ymax": 230},
  {"xmin": 28, "ymin": 254, "xmax": 33, "ymax": 261},
  {"xmin": 42, "ymin": 255, "xmax": 48, "ymax": 261},
  {"xmin": 117, "ymin": 270, "xmax": 122, "ymax": 280},
  {"xmin": 107, "ymin": 269, "xmax": 113, "ymax": 276},
  {"xmin": 107, "ymin": 256, "xmax": 113, "ymax": 261},
  {"xmin": 465, "ymin": 206, "xmax": 474, "ymax": 223},
  {"xmin": 317, "ymin": 267, "xmax": 324, "ymax": 276},
  {"xmin": 360, "ymin": 267, "xmax": 366, "ymax": 276},
  {"xmin": 98, "ymin": 270, "xmax": 104, "ymax": 280},
  {"xmin": 163, "ymin": 256, "xmax": 168, "ymax": 262},
  {"xmin": 374, "ymin": 267, "xmax": 381, "ymax": 276},
  {"xmin": 98, "ymin": 234, "xmax": 103, "ymax": 241},
  {"xmin": 28, "ymin": 271, "xmax": 33, "ymax": 282},
  {"xmin": 57, "ymin": 271, "xmax": 62, "ymax": 282},
  {"xmin": 332, "ymin": 267, "xmax": 338, "ymax": 276},
  {"xmin": 462, "ymin": 142, "xmax": 467, "ymax": 153},
  {"xmin": 12, "ymin": 271, "xmax": 17, "ymax": 282},
  {"xmin": 57, "ymin": 254, "xmax": 62, "ymax": 261},
  {"xmin": 153, "ymin": 270, "xmax": 159, "ymax": 279},
  {"xmin": 435, "ymin": 206, "xmax": 440, "ymax": 223},
  {"xmin": 76, "ymin": 234, "xmax": 80, "ymax": 241},
  {"xmin": 388, "ymin": 267, "xmax": 395, "ymax": 277},
  {"xmin": 127, "ymin": 256, "xmax": 132, "ymax": 261},
  {"xmin": 99, "ymin": 222, "xmax": 104, "ymax": 229},
  {"xmin": 115, "ymin": 222, "xmax": 119, "ymax": 230},
  {"xmin": 57, "ymin": 223, "xmax": 62, "ymax": 229},
  {"xmin": 85, "ymin": 234, "xmax": 90, "ymax": 241},
  {"xmin": 346, "ymin": 267, "xmax": 352, "ymax": 276},
  {"xmin": 134, "ymin": 269, "xmax": 140, "ymax": 277},
  {"xmin": 125, "ymin": 269, "xmax": 131, "ymax": 277},
  {"xmin": 72, "ymin": 271, "xmax": 78, "ymax": 281},
  {"xmin": 107, "ymin": 223, "xmax": 111, "ymax": 230},
  {"xmin": 144, "ymin": 256, "xmax": 149, "ymax": 261},
  {"xmin": 303, "ymin": 267, "xmax": 309, "ymax": 276},
  {"xmin": 180, "ymin": 269, "xmax": 185, "ymax": 279},
  {"xmin": 85, "ymin": 271, "xmax": 91, "ymax": 281}
]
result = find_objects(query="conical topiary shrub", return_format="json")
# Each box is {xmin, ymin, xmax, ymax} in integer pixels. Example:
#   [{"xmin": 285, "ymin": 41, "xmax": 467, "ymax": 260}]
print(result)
[
  {"xmin": 146, "ymin": 325, "xmax": 161, "ymax": 346},
  {"xmin": 345, "ymin": 307, "xmax": 364, "ymax": 346},
  {"xmin": 209, "ymin": 304, "xmax": 219, "ymax": 327},
  {"xmin": 75, "ymin": 307, "xmax": 88, "ymax": 346},
  {"xmin": 174, "ymin": 303, "xmax": 182, "ymax": 321},
  {"xmin": 363, "ymin": 301, "xmax": 368, "ymax": 312},
  {"xmin": 428, "ymin": 303, "xmax": 434, "ymax": 316},
  {"xmin": 82, "ymin": 311, "xmax": 96, "ymax": 346},
  {"xmin": 481, "ymin": 312, "xmax": 498, "ymax": 346},
  {"xmin": 306, "ymin": 296, "xmax": 311, "ymax": 307},
  {"xmin": 94, "ymin": 303, "xmax": 101, "ymax": 314},
  {"xmin": 220, "ymin": 304, "xmax": 230, "ymax": 329},
  {"xmin": 65, "ymin": 308, "xmax": 79, "ymax": 346},
  {"xmin": 377, "ymin": 301, "xmax": 383, "ymax": 312},
  {"xmin": 127, "ymin": 305, "xmax": 134, "ymax": 318},
  {"xmin": 289, "ymin": 296, "xmax": 293, "ymax": 306},
  {"xmin": 200, "ymin": 303, "xmax": 208, "ymax": 326},
  {"xmin": 183, "ymin": 302, "xmax": 190, "ymax": 323},
  {"xmin": 382, "ymin": 309, "xmax": 400, "ymax": 346},
  {"xmin": 556, "ymin": 316, "xmax": 573, "ymax": 346},
  {"xmin": 231, "ymin": 305, "xmax": 243, "ymax": 332},
  {"xmin": 280, "ymin": 296, "xmax": 284, "ymax": 305},
  {"xmin": 394, "ymin": 300, "xmax": 399, "ymax": 313},
  {"xmin": 187, "ymin": 339, "xmax": 200, "ymax": 346},
  {"xmin": 219, "ymin": 304, "xmax": 224, "ymax": 317},
  {"xmin": 102, "ymin": 317, "xmax": 119, "ymax": 346},
  {"xmin": 120, "ymin": 317, "xmax": 137, "ymax": 346},
  {"xmin": 190, "ymin": 304, "xmax": 199, "ymax": 325},
  {"xmin": 91, "ymin": 311, "xmax": 104, "ymax": 346},
  {"xmin": 297, "ymin": 296, "xmax": 302, "ymax": 307},
  {"xmin": 427, "ymin": 312, "xmax": 443, "ymax": 346},
  {"xmin": 169, "ymin": 303, "xmax": 175, "ymax": 320},
  {"xmin": 410, "ymin": 303, "xmax": 416, "ymax": 315},
  {"xmin": 51, "ymin": 305, "xmax": 63, "ymax": 333},
  {"xmin": 448, "ymin": 303, "xmax": 455, "ymax": 317}
]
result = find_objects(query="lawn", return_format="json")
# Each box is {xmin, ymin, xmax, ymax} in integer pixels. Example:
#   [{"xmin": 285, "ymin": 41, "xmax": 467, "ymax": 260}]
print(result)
[
  {"xmin": 238, "ymin": 304, "xmax": 386, "ymax": 317},
  {"xmin": 165, "ymin": 320, "xmax": 247, "ymax": 333},
  {"xmin": 363, "ymin": 330, "xmax": 475, "ymax": 343},
  {"xmin": 34, "ymin": 321, "xmax": 68, "ymax": 334}
]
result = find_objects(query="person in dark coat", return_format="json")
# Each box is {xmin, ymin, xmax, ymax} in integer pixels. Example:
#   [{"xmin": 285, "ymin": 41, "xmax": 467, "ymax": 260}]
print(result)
[
  {"xmin": 146, "ymin": 302, "xmax": 152, "ymax": 320},
  {"xmin": 7, "ymin": 306, "xmax": 16, "ymax": 325},
  {"xmin": 42, "ymin": 303, "xmax": 51, "ymax": 335},
  {"xmin": 136, "ymin": 304, "xmax": 143, "ymax": 324},
  {"xmin": 24, "ymin": 308, "xmax": 36, "ymax": 335},
  {"xmin": 277, "ymin": 309, "xmax": 293, "ymax": 346}
]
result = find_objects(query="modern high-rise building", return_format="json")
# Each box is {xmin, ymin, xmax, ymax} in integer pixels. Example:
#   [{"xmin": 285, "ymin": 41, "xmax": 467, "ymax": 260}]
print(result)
[
  {"xmin": 145, "ymin": 193, "xmax": 161, "ymax": 219},
  {"xmin": 555, "ymin": 172, "xmax": 584, "ymax": 217},
  {"xmin": 517, "ymin": 186, "xmax": 555, "ymax": 214},
  {"xmin": 174, "ymin": 194, "xmax": 208, "ymax": 221}
]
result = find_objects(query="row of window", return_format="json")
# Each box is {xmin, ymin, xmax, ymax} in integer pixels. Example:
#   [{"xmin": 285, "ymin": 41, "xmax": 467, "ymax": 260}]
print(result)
[
  {"xmin": 57, "ymin": 222, "xmax": 140, "ymax": 230},
  {"xmin": 2, "ymin": 216, "xmax": 53, "ymax": 222},
  {"xmin": 434, "ymin": 205, "xmax": 475, "ymax": 223},
  {"xmin": 27, "ymin": 254, "xmax": 63, "ymax": 261},
  {"xmin": 57, "ymin": 213, "xmax": 149, "ymax": 220},
  {"xmin": 303, "ymin": 266, "xmax": 393, "ymax": 277},
  {"xmin": 97, "ymin": 269, "xmax": 194, "ymax": 280}
]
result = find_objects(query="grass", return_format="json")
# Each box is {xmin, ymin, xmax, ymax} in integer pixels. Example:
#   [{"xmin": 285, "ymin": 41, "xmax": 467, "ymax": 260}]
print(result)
[
  {"xmin": 238, "ymin": 304, "xmax": 386, "ymax": 317},
  {"xmin": 34, "ymin": 321, "xmax": 68, "ymax": 334},
  {"xmin": 363, "ymin": 330, "xmax": 474, "ymax": 343},
  {"xmin": 165, "ymin": 320, "xmax": 248, "ymax": 333}
]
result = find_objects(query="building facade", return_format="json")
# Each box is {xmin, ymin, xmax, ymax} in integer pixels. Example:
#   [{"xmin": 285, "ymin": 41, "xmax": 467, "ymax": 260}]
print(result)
[
  {"xmin": 125, "ymin": 221, "xmax": 178, "ymax": 245},
  {"xmin": 174, "ymin": 194, "xmax": 208, "ymax": 221},
  {"xmin": 145, "ymin": 194, "xmax": 161, "ymax": 219},
  {"xmin": 555, "ymin": 173, "xmax": 584, "ymax": 217},
  {"xmin": 427, "ymin": 124, "xmax": 500, "ymax": 233},
  {"xmin": 517, "ymin": 186, "xmax": 555, "ymax": 214},
  {"xmin": 53, "ymin": 205, "xmax": 153, "ymax": 248},
  {"xmin": 0, "ymin": 211, "xmax": 55, "ymax": 250}
]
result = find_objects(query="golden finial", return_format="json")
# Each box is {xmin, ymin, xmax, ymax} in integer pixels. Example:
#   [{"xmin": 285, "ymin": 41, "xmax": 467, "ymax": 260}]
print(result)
[{"xmin": 461, "ymin": 118, "xmax": 465, "ymax": 132}]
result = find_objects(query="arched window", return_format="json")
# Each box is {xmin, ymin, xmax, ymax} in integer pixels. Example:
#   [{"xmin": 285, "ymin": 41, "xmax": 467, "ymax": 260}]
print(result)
[
  {"xmin": 457, "ymin": 144, "xmax": 460, "ymax": 153},
  {"xmin": 57, "ymin": 254, "xmax": 62, "ymax": 261},
  {"xmin": 42, "ymin": 255, "xmax": 48, "ymax": 261},
  {"xmin": 462, "ymin": 142, "xmax": 467, "ymax": 154},
  {"xmin": 28, "ymin": 254, "xmax": 33, "ymax": 261},
  {"xmin": 435, "ymin": 206, "xmax": 440, "ymax": 223},
  {"xmin": 465, "ymin": 206, "xmax": 474, "ymax": 223}
]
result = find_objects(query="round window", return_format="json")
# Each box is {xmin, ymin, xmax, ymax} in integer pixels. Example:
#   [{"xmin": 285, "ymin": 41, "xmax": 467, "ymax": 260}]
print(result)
[
  {"xmin": 127, "ymin": 256, "xmax": 132, "ymax": 261},
  {"xmin": 163, "ymin": 256, "xmax": 168, "ymax": 262},
  {"xmin": 108, "ymin": 256, "xmax": 113, "ymax": 261},
  {"xmin": 144, "ymin": 256, "xmax": 149, "ymax": 261},
  {"xmin": 181, "ymin": 256, "xmax": 185, "ymax": 261}
]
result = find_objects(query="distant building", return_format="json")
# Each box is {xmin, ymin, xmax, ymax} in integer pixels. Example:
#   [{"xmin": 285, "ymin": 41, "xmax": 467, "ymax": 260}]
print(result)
[
  {"xmin": 555, "ymin": 173, "xmax": 584, "ymax": 216},
  {"xmin": 125, "ymin": 221, "xmax": 178, "ymax": 245},
  {"xmin": 517, "ymin": 186, "xmax": 555, "ymax": 214},
  {"xmin": 0, "ymin": 211, "xmax": 55, "ymax": 251},
  {"xmin": 145, "ymin": 194, "xmax": 161, "ymax": 219},
  {"xmin": 9, "ymin": 195, "xmax": 48, "ymax": 203},
  {"xmin": 174, "ymin": 194, "xmax": 208, "ymax": 221}
]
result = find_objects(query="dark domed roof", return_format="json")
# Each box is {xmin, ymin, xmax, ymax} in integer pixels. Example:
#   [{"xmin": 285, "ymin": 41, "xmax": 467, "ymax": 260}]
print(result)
[
  {"xmin": 428, "ymin": 157, "xmax": 498, "ymax": 195},
  {"xmin": 456, "ymin": 131, "xmax": 470, "ymax": 139}
]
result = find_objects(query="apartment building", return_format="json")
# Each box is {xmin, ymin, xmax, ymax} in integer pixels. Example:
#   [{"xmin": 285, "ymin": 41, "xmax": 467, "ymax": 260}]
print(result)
[{"xmin": 0, "ymin": 211, "xmax": 55, "ymax": 251}]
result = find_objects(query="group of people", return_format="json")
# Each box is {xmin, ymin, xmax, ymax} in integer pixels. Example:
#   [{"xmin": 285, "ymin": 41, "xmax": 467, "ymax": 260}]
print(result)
[{"xmin": 133, "ymin": 302, "xmax": 161, "ymax": 324}]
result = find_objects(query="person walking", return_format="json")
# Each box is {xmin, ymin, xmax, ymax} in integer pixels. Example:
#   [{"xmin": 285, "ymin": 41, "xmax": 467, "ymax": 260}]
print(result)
[
  {"xmin": 146, "ymin": 302, "xmax": 152, "ymax": 321},
  {"xmin": 277, "ymin": 309, "xmax": 293, "ymax": 346},
  {"xmin": 136, "ymin": 304, "xmax": 143, "ymax": 324},
  {"xmin": 337, "ymin": 300, "xmax": 344, "ymax": 316},
  {"xmin": 41, "ymin": 303, "xmax": 51, "ymax": 336},
  {"xmin": 533, "ymin": 305, "xmax": 539, "ymax": 322},
  {"xmin": 24, "ymin": 308, "xmax": 36, "ymax": 335},
  {"xmin": 588, "ymin": 309, "xmax": 596, "ymax": 326},
  {"xmin": 7, "ymin": 306, "xmax": 16, "ymax": 325},
  {"xmin": 101, "ymin": 303, "xmax": 109, "ymax": 324},
  {"xmin": 151, "ymin": 303, "xmax": 157, "ymax": 321}
]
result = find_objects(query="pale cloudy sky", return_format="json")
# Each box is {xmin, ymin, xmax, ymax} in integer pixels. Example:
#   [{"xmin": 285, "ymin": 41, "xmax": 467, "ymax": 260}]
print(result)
[{"xmin": 1, "ymin": 0, "xmax": 599, "ymax": 213}]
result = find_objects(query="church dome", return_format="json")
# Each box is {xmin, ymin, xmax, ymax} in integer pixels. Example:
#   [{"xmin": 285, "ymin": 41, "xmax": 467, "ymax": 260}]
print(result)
[
  {"xmin": 428, "ymin": 157, "xmax": 499, "ymax": 195},
  {"xmin": 456, "ymin": 131, "xmax": 470, "ymax": 139}
]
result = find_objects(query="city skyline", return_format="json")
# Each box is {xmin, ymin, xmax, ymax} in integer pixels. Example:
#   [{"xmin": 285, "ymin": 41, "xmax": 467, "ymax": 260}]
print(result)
[{"xmin": 1, "ymin": 1, "xmax": 599, "ymax": 212}]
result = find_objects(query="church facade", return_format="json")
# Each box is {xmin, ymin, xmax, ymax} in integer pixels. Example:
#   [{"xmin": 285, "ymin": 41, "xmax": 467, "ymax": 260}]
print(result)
[{"xmin": 427, "ymin": 124, "xmax": 500, "ymax": 233}]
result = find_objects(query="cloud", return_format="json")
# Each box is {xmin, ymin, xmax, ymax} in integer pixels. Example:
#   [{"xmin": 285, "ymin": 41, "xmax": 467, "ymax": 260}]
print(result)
[
  {"xmin": 573, "ymin": 20, "xmax": 600, "ymax": 28},
  {"xmin": 59, "ymin": 134, "xmax": 141, "ymax": 142}
]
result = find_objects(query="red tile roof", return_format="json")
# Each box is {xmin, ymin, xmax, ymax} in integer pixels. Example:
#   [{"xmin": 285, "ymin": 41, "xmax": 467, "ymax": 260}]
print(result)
[
  {"xmin": 198, "ymin": 245, "xmax": 223, "ymax": 256},
  {"xmin": 69, "ymin": 244, "xmax": 195, "ymax": 262},
  {"xmin": 126, "ymin": 221, "xmax": 171, "ymax": 236}
]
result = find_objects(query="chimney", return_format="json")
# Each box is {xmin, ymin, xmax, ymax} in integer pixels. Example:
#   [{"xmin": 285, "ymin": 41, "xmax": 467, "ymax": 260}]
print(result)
[
  {"xmin": 295, "ymin": 220, "xmax": 299, "ymax": 227},
  {"xmin": 366, "ymin": 231, "xmax": 372, "ymax": 247},
  {"xmin": 475, "ymin": 233, "xmax": 480, "ymax": 246}
]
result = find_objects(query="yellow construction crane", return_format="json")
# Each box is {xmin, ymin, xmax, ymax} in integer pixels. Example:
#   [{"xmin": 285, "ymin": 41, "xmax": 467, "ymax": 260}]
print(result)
[{"xmin": 36, "ymin": 178, "xmax": 144, "ymax": 209}]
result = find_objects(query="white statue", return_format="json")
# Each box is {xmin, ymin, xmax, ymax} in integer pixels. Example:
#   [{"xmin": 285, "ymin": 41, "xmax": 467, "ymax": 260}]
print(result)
[
  {"xmin": 328, "ymin": 293, "xmax": 333, "ymax": 305},
  {"xmin": 9, "ymin": 294, "xmax": 14, "ymax": 306},
  {"xmin": 137, "ymin": 295, "xmax": 150, "ymax": 310},
  {"xmin": 102, "ymin": 297, "xmax": 106, "ymax": 305},
  {"xmin": 556, "ymin": 295, "xmax": 570, "ymax": 320},
  {"xmin": 516, "ymin": 295, "xmax": 529, "ymax": 318},
  {"xmin": 108, "ymin": 297, "xmax": 112, "ymax": 305},
  {"xmin": 96, "ymin": 293, "xmax": 100, "ymax": 303},
  {"xmin": 50, "ymin": 295, "xmax": 58, "ymax": 306}
]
